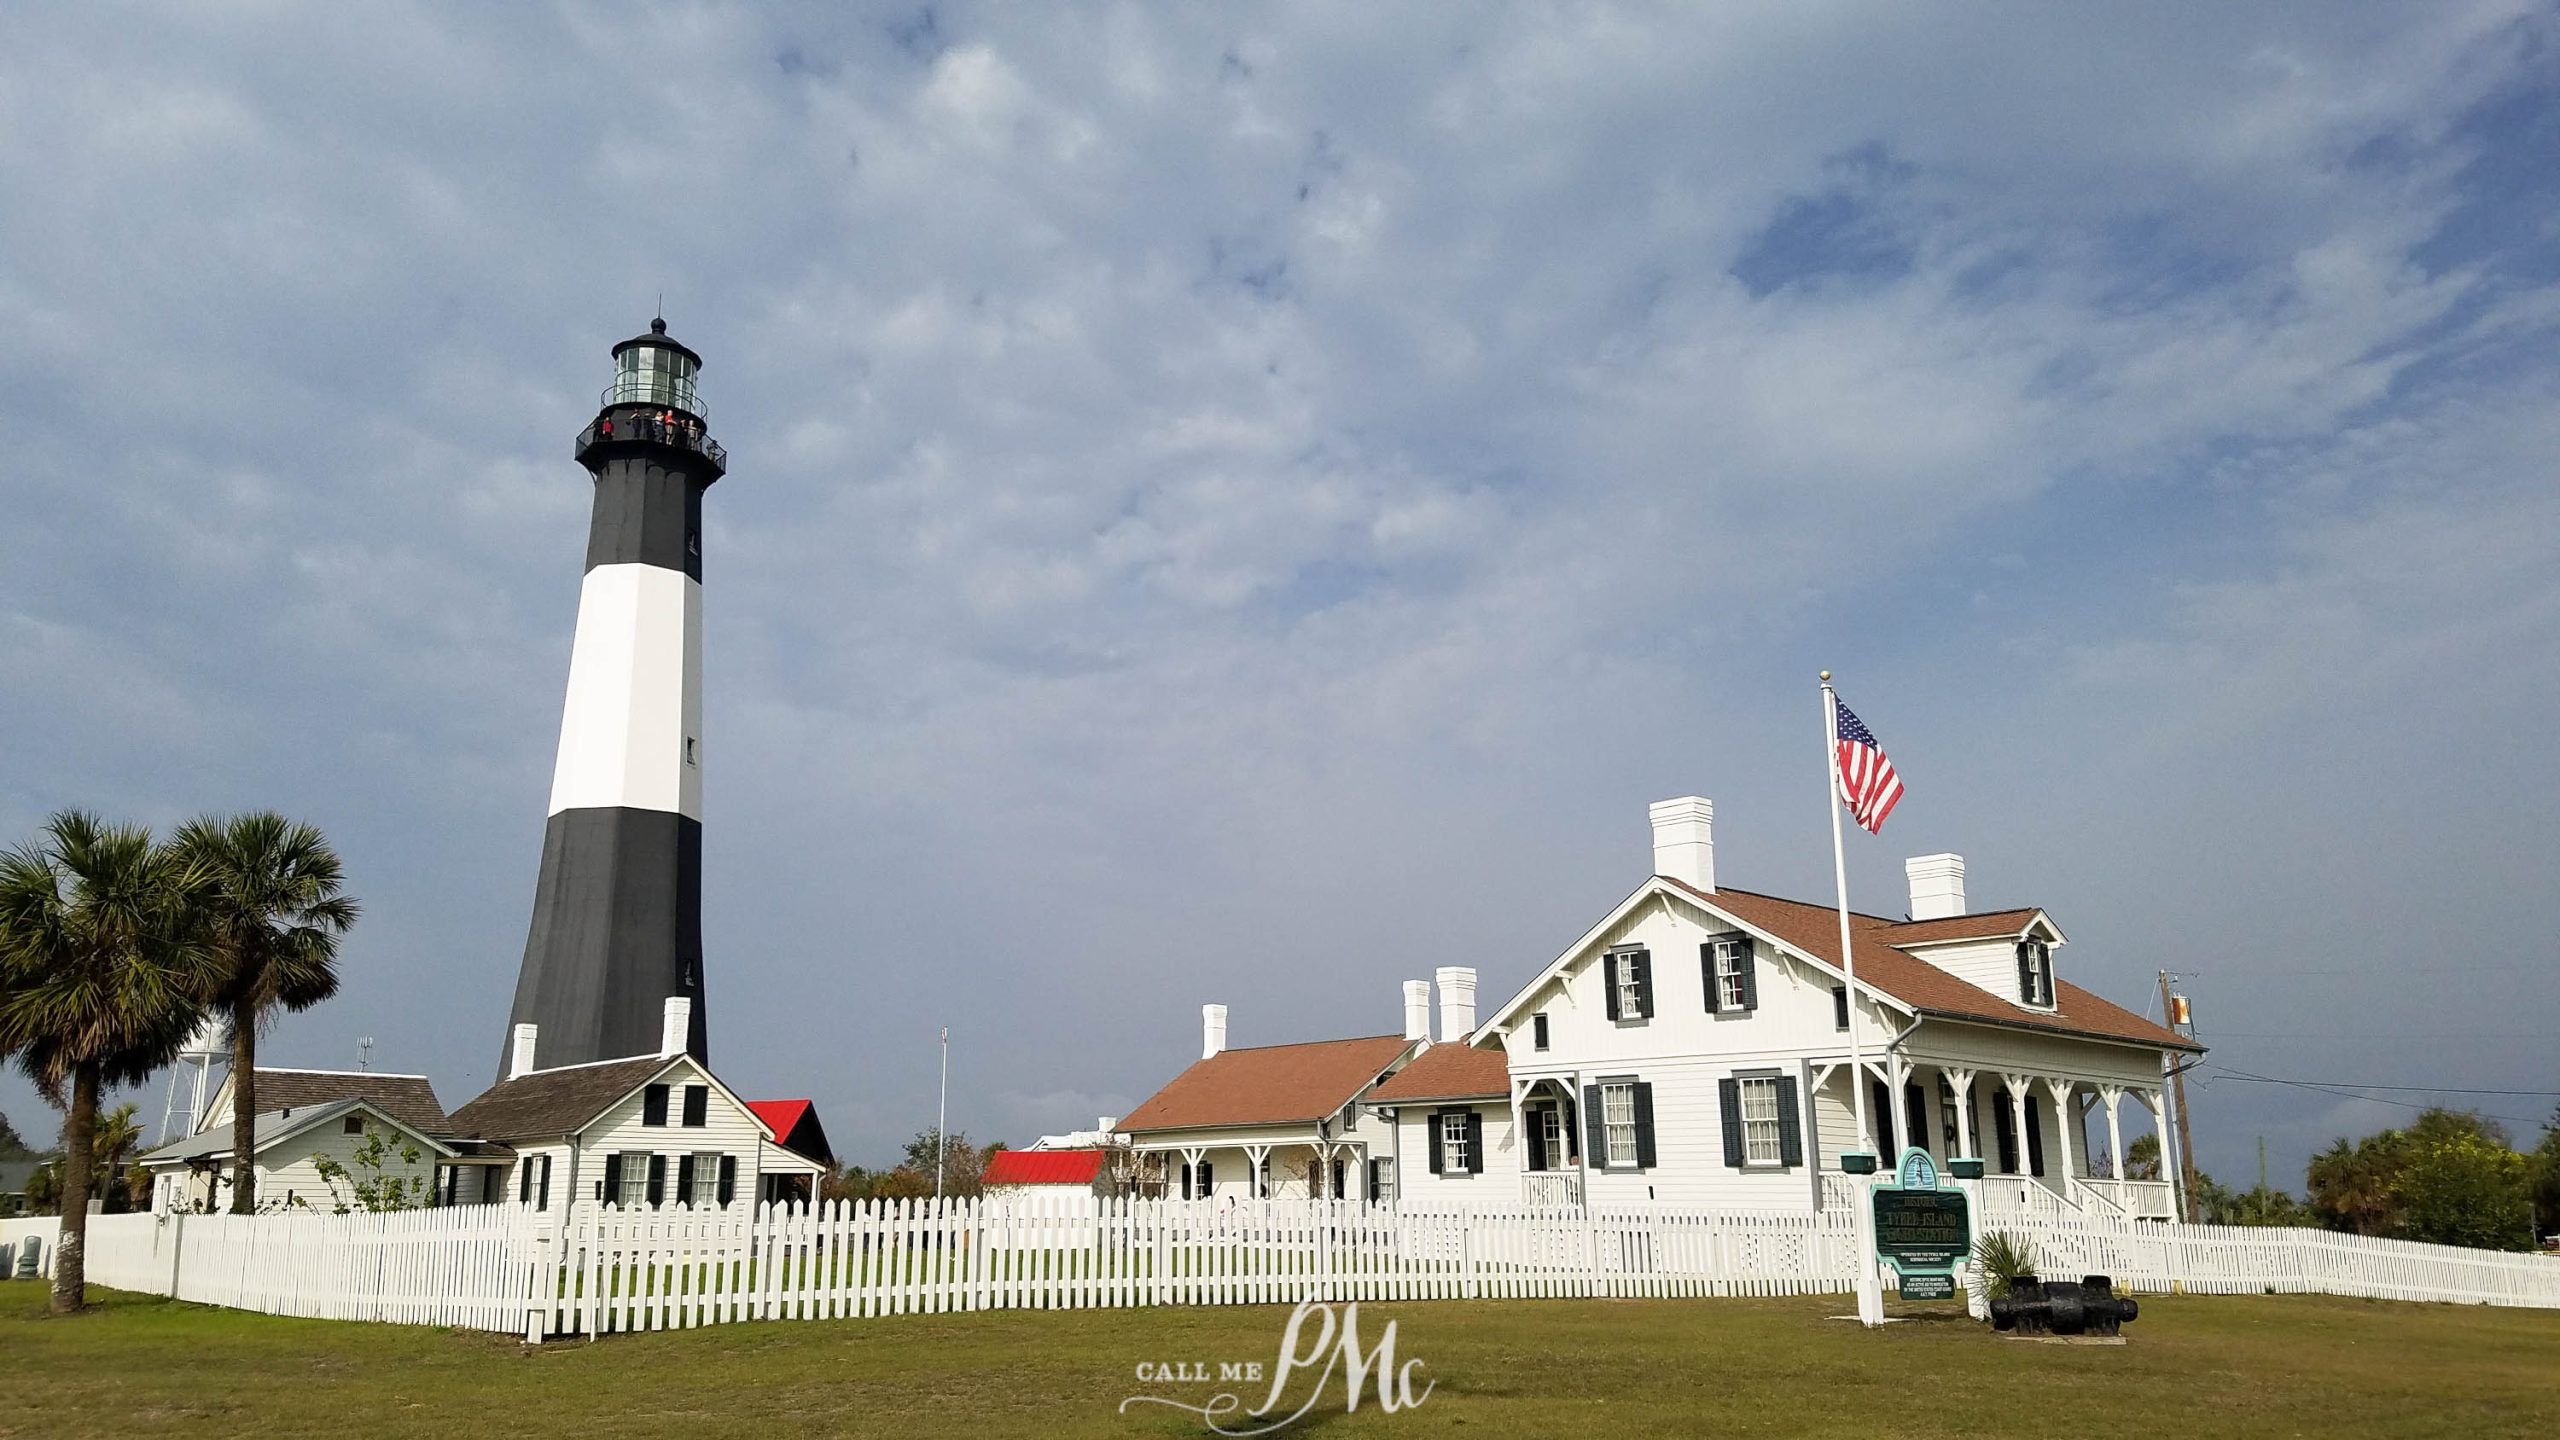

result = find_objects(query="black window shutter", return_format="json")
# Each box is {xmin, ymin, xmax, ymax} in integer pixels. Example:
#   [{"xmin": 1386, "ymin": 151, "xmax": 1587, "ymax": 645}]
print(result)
[
  {"xmin": 1775, "ymin": 1076, "xmax": 1804, "ymax": 1166},
  {"xmin": 643, "ymin": 1084, "xmax": 670, "ymax": 1126},
  {"xmin": 717, "ymin": 1155, "xmax": 736, "ymax": 1205},
  {"xmin": 1632, "ymin": 1083, "xmax": 1658, "ymax": 1169},
  {"xmin": 678, "ymin": 1154, "xmax": 698, "ymax": 1204},
  {"xmin": 682, "ymin": 1085, "xmax": 708, "ymax": 1127},
  {"xmin": 2026, "ymin": 1095, "xmax": 2048, "ymax": 1176},
  {"xmin": 1736, "ymin": 943, "xmax": 1758, "ymax": 1011},
  {"xmin": 1719, "ymin": 1078, "xmax": 1744, "ymax": 1167},
  {"xmin": 1602, "ymin": 953, "xmax": 1622, "ymax": 1021},
  {"xmin": 602, "ymin": 1152, "xmax": 624, "ymax": 1203},
  {"xmin": 1427, "ymin": 1110, "xmax": 1447, "ymax": 1174},
  {"xmin": 1833, "ymin": 985, "xmax": 1849, "ymax": 1031},
  {"xmin": 1700, "ymin": 943, "xmax": 1721, "ymax": 1014},
  {"xmin": 1465, "ymin": 1111, "xmax": 1485, "ymax": 1174},
  {"xmin": 1583, "ymin": 1084, "xmax": 1606, "ymax": 1167},
  {"xmin": 538, "ymin": 1155, "xmax": 552, "ymax": 1211},
  {"xmin": 1632, "ymin": 950, "xmax": 1654, "ymax": 1018},
  {"xmin": 646, "ymin": 1154, "xmax": 666, "ymax": 1205},
  {"xmin": 1526, "ymin": 1110, "xmax": 1548, "ymax": 1172}
]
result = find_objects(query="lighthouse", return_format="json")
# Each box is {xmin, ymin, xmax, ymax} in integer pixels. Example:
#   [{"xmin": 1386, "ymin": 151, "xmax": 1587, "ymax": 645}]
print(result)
[{"xmin": 501, "ymin": 318, "xmax": 725, "ymax": 1073}]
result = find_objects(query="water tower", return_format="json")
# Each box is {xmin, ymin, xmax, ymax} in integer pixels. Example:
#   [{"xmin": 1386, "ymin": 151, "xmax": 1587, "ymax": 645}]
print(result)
[{"xmin": 157, "ymin": 1015, "xmax": 232, "ymax": 1144}]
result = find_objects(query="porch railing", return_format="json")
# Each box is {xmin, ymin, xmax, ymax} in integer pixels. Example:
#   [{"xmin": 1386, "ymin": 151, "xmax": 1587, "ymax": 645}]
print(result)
[{"xmin": 1522, "ymin": 1173, "xmax": 1582, "ymax": 1208}]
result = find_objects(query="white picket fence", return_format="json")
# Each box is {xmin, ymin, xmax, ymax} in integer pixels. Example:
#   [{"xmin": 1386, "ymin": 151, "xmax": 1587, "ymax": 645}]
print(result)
[{"xmin": 4, "ymin": 1194, "xmax": 2553, "ymax": 1337}]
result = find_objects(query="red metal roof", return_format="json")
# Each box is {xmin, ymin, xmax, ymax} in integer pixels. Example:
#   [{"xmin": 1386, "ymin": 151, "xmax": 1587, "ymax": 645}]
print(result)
[
  {"xmin": 745, "ymin": 1099, "xmax": 811, "ymax": 1139},
  {"xmin": 983, "ymin": 1148, "xmax": 1108, "ymax": 1186}
]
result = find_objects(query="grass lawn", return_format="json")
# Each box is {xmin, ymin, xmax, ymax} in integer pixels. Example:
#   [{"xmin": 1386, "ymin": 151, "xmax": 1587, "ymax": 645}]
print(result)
[{"xmin": 1, "ymin": 1281, "xmax": 2554, "ymax": 1439}]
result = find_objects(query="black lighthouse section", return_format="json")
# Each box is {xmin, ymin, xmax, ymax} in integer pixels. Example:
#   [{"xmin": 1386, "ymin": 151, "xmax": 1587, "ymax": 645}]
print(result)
[
  {"xmin": 507, "ymin": 808, "xmax": 707, "ymax": 1069},
  {"xmin": 500, "ymin": 318, "xmax": 725, "ymax": 1076}
]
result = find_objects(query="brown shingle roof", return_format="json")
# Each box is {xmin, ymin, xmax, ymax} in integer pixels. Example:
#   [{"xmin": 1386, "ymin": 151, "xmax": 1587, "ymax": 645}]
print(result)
[
  {"xmin": 1876, "ymin": 909, "xmax": 2046, "ymax": 945},
  {"xmin": 448, "ymin": 1056, "xmax": 675, "ymax": 1143},
  {"xmin": 1665, "ymin": 880, "xmax": 2198, "ymax": 1052},
  {"xmin": 240, "ymin": 1070, "xmax": 453, "ymax": 1137},
  {"xmin": 1116, "ymin": 1035, "xmax": 1413, "ymax": 1134},
  {"xmin": 1370, "ymin": 1040, "xmax": 1509, "ymax": 1102}
]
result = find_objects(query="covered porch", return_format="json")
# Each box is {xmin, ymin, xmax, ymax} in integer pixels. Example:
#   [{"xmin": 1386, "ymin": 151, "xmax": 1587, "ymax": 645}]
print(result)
[{"xmin": 1808, "ymin": 1050, "xmax": 2179, "ymax": 1221}]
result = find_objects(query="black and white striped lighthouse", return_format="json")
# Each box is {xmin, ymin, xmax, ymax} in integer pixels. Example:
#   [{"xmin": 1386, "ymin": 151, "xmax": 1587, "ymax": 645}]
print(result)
[{"xmin": 501, "ymin": 319, "xmax": 725, "ymax": 1074}]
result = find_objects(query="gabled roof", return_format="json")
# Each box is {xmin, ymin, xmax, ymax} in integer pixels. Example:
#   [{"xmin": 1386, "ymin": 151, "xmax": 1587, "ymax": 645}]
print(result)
[
  {"xmin": 1482, "ymin": 876, "xmax": 2196, "ymax": 1053},
  {"xmin": 448, "ymin": 1055, "xmax": 682, "ymax": 1143},
  {"xmin": 143, "ymin": 1098, "xmax": 458, "ymax": 1166},
  {"xmin": 984, "ymin": 1148, "xmax": 1107, "ymax": 1186},
  {"xmin": 1117, "ymin": 1035, "xmax": 1415, "ymax": 1134},
  {"xmin": 217, "ymin": 1069, "xmax": 454, "ymax": 1138},
  {"xmin": 1877, "ymin": 908, "xmax": 2055, "ymax": 947},
  {"xmin": 1369, "ymin": 1038, "xmax": 1510, "ymax": 1102}
]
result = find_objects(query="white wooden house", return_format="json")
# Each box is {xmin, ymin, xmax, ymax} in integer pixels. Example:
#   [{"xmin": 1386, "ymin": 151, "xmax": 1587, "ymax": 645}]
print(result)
[
  {"xmin": 445, "ymin": 999, "xmax": 825, "ymax": 1213},
  {"xmin": 139, "ymin": 1068, "xmax": 475, "ymax": 1212},
  {"xmin": 1469, "ymin": 797, "xmax": 2203, "ymax": 1218}
]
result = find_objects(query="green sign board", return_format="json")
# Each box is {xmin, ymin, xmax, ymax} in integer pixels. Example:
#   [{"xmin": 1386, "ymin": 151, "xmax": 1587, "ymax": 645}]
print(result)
[
  {"xmin": 1872, "ymin": 1189, "xmax": 1971, "ymax": 1273},
  {"xmin": 1897, "ymin": 1271, "xmax": 1955, "ymax": 1300}
]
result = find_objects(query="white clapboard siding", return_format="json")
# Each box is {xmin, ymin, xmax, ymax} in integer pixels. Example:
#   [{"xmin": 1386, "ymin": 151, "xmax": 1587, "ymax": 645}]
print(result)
[{"xmin": 18, "ymin": 1191, "xmax": 2559, "ymax": 1335}]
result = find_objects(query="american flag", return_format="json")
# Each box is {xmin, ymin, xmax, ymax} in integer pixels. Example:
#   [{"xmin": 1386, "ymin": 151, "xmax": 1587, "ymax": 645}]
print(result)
[{"xmin": 1833, "ymin": 696, "xmax": 1904, "ymax": 834}]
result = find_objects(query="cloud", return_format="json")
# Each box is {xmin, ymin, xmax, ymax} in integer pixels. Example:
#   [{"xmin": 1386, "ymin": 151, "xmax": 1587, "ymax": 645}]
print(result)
[{"xmin": 1, "ymin": 3, "xmax": 2554, "ymax": 1187}]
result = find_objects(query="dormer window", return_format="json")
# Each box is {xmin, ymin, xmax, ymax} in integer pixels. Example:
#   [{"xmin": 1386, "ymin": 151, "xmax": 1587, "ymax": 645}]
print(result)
[{"xmin": 2017, "ymin": 939, "xmax": 2055, "ymax": 1007}]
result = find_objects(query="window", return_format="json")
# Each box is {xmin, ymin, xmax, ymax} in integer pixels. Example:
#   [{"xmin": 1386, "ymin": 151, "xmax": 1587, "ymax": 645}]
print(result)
[
  {"xmin": 681, "ymin": 1085, "xmax": 708, "ymax": 1127},
  {"xmin": 1605, "ymin": 947, "xmax": 1652, "ymax": 1022},
  {"xmin": 1739, "ymin": 1076, "xmax": 1783, "ymax": 1165},
  {"xmin": 1832, "ymin": 985, "xmax": 1850, "ymax": 1031},
  {"xmin": 1532, "ymin": 1013, "xmax": 1549, "ymax": 1051},
  {"xmin": 617, "ymin": 1155, "xmax": 650, "ymax": 1208},
  {"xmin": 342, "ymin": 1115, "xmax": 365, "ymax": 1135},
  {"xmin": 1440, "ymin": 1111, "xmax": 1471, "ymax": 1174},
  {"xmin": 691, "ymin": 1152, "xmax": 722, "ymax": 1207},
  {"xmin": 642, "ymin": 1083, "xmax": 671, "ymax": 1126},
  {"xmin": 1602, "ymin": 1082, "xmax": 1639, "ymax": 1168},
  {"xmin": 1538, "ymin": 1107, "xmax": 1565, "ymax": 1172},
  {"xmin": 1709, "ymin": 936, "xmax": 1753, "ymax": 1011},
  {"xmin": 2017, "ymin": 941, "xmax": 2055, "ymax": 1007}
]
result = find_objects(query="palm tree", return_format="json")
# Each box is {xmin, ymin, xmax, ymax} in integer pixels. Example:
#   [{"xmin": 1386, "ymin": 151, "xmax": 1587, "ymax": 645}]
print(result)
[
  {"xmin": 90, "ymin": 1102, "xmax": 144, "ymax": 1213},
  {"xmin": 0, "ymin": 812, "xmax": 216, "ymax": 1313},
  {"xmin": 173, "ymin": 813, "xmax": 358, "ymax": 1215}
]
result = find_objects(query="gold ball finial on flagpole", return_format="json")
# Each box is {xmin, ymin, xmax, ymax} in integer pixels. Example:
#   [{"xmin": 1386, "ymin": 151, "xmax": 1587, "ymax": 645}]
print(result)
[{"xmin": 1819, "ymin": 670, "xmax": 1831, "ymax": 682}]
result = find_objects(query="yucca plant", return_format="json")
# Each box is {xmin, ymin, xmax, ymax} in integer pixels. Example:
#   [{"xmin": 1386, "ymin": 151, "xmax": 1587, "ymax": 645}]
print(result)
[{"xmin": 1974, "ymin": 1230, "xmax": 2040, "ymax": 1298}]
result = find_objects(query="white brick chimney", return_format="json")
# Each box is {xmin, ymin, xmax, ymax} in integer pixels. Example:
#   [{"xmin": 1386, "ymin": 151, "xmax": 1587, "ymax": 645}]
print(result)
[
  {"xmin": 1402, "ymin": 980, "xmax": 1432, "ymax": 1043},
  {"xmin": 1434, "ymin": 966, "xmax": 1477, "ymax": 1043},
  {"xmin": 509, "ymin": 1022, "xmax": 539, "ymax": 1080},
  {"xmin": 661, "ymin": 996, "xmax": 692, "ymax": 1058},
  {"xmin": 1906, "ymin": 854, "xmax": 1966, "ymax": 921},
  {"xmin": 1649, "ymin": 796, "xmax": 1715, "ymax": 892},
  {"xmin": 1202, "ymin": 1003, "xmax": 1228, "ymax": 1060}
]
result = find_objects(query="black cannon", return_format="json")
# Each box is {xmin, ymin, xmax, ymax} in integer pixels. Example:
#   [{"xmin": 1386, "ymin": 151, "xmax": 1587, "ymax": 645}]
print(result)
[{"xmin": 1989, "ymin": 1274, "xmax": 2139, "ymax": 1337}]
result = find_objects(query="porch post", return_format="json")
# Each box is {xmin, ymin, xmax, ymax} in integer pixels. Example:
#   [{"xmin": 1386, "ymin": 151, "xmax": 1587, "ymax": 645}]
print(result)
[
  {"xmin": 1943, "ymin": 1066, "xmax": 1976, "ymax": 1159},
  {"xmin": 2042, "ymin": 1077, "xmax": 2078, "ymax": 1185},
  {"xmin": 2099, "ymin": 1085, "xmax": 2126, "ymax": 1188},
  {"xmin": 2004, "ymin": 1073, "xmax": 2032, "ymax": 1177}
]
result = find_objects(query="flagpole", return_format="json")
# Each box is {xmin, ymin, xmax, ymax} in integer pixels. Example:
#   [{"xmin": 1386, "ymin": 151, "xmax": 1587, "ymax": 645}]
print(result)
[{"xmin": 1823, "ymin": 669, "xmax": 1885, "ymax": 1327}]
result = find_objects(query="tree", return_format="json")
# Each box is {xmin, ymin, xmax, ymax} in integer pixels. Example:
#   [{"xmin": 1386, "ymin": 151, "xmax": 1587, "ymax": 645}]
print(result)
[
  {"xmin": 0, "ymin": 812, "xmax": 217, "ymax": 1313},
  {"xmin": 89, "ymin": 1102, "xmax": 144, "ymax": 1214},
  {"xmin": 310, "ymin": 1125, "xmax": 430, "ymax": 1213},
  {"xmin": 2306, "ymin": 1109, "xmax": 2535, "ymax": 1251},
  {"xmin": 173, "ymin": 813, "xmax": 358, "ymax": 1215}
]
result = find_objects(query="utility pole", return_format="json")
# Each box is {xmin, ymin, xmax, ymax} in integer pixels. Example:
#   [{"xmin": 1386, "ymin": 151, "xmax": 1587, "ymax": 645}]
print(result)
[{"xmin": 2158, "ymin": 971, "xmax": 2201, "ymax": 1219}]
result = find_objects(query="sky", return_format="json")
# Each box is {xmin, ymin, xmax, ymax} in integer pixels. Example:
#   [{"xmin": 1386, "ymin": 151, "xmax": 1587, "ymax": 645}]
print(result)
[{"xmin": 2, "ymin": 2, "xmax": 2555, "ymax": 1191}]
